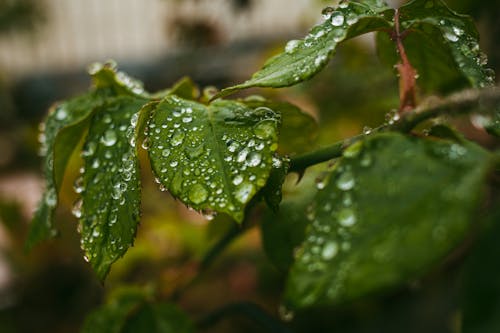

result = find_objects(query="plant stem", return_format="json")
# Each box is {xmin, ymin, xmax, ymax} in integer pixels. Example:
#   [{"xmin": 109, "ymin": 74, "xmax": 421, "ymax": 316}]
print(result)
[
  {"xmin": 196, "ymin": 302, "xmax": 293, "ymax": 333},
  {"xmin": 289, "ymin": 87, "xmax": 500, "ymax": 172},
  {"xmin": 392, "ymin": 9, "xmax": 418, "ymax": 113}
]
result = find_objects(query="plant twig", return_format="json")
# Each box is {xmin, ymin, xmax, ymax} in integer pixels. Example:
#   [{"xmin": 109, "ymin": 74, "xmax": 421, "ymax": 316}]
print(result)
[
  {"xmin": 392, "ymin": 9, "xmax": 418, "ymax": 113},
  {"xmin": 196, "ymin": 302, "xmax": 293, "ymax": 333},
  {"xmin": 289, "ymin": 87, "xmax": 500, "ymax": 172}
]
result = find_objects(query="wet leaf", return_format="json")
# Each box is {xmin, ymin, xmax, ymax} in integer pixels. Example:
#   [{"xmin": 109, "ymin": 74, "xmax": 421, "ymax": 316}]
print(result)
[
  {"xmin": 285, "ymin": 133, "xmax": 493, "ymax": 308},
  {"xmin": 28, "ymin": 62, "xmax": 151, "ymax": 250},
  {"xmin": 377, "ymin": 0, "xmax": 495, "ymax": 93},
  {"xmin": 260, "ymin": 155, "xmax": 290, "ymax": 212},
  {"xmin": 79, "ymin": 97, "xmax": 147, "ymax": 280},
  {"xmin": 147, "ymin": 96, "xmax": 281, "ymax": 222},
  {"xmin": 215, "ymin": 1, "xmax": 392, "ymax": 99}
]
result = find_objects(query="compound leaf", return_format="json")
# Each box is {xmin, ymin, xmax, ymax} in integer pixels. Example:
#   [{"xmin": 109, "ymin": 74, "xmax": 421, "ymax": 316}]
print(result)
[
  {"xmin": 285, "ymin": 132, "xmax": 493, "ymax": 308},
  {"xmin": 78, "ymin": 96, "xmax": 147, "ymax": 280},
  {"xmin": 215, "ymin": 1, "xmax": 393, "ymax": 99}
]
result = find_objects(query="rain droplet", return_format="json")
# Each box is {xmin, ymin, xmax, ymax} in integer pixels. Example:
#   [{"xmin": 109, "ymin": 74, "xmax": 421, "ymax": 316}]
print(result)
[
  {"xmin": 452, "ymin": 26, "xmax": 464, "ymax": 36},
  {"xmin": 72, "ymin": 199, "xmax": 83, "ymax": 218},
  {"xmin": 234, "ymin": 183, "xmax": 254, "ymax": 203},
  {"xmin": 336, "ymin": 170, "xmax": 355, "ymax": 191},
  {"xmin": 189, "ymin": 184, "xmax": 208, "ymax": 204},
  {"xmin": 73, "ymin": 177, "xmax": 84, "ymax": 194},
  {"xmin": 254, "ymin": 120, "xmax": 275, "ymax": 140},
  {"xmin": 331, "ymin": 12, "xmax": 345, "ymax": 26},
  {"xmin": 322, "ymin": 241, "xmax": 338, "ymax": 260},
  {"xmin": 237, "ymin": 148, "xmax": 249, "ymax": 163},
  {"xmin": 55, "ymin": 108, "xmax": 68, "ymax": 120},
  {"xmin": 444, "ymin": 31, "xmax": 459, "ymax": 42},
  {"xmin": 182, "ymin": 116, "xmax": 193, "ymax": 123},
  {"xmin": 246, "ymin": 152, "xmax": 262, "ymax": 167},
  {"xmin": 321, "ymin": 6, "xmax": 334, "ymax": 20},
  {"xmin": 162, "ymin": 148, "xmax": 171, "ymax": 157},
  {"xmin": 171, "ymin": 130, "xmax": 185, "ymax": 146},
  {"xmin": 338, "ymin": 208, "xmax": 356, "ymax": 227},
  {"xmin": 45, "ymin": 188, "xmax": 57, "ymax": 207},
  {"xmin": 101, "ymin": 130, "xmax": 117, "ymax": 146},
  {"xmin": 232, "ymin": 175, "xmax": 243, "ymax": 186},
  {"xmin": 285, "ymin": 39, "xmax": 300, "ymax": 54}
]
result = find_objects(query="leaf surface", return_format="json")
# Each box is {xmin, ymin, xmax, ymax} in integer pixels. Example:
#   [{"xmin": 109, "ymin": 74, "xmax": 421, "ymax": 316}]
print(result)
[
  {"xmin": 147, "ymin": 96, "xmax": 281, "ymax": 222},
  {"xmin": 78, "ymin": 96, "xmax": 146, "ymax": 280},
  {"xmin": 215, "ymin": 1, "xmax": 392, "ymax": 98},
  {"xmin": 285, "ymin": 133, "xmax": 493, "ymax": 308}
]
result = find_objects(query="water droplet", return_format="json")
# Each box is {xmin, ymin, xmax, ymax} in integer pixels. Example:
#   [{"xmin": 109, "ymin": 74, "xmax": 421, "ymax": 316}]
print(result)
[
  {"xmin": 189, "ymin": 184, "xmax": 208, "ymax": 204},
  {"xmin": 234, "ymin": 183, "xmax": 254, "ymax": 203},
  {"xmin": 202, "ymin": 209, "xmax": 217, "ymax": 221},
  {"xmin": 452, "ymin": 26, "xmax": 464, "ymax": 36},
  {"xmin": 285, "ymin": 40, "xmax": 300, "ymax": 54},
  {"xmin": 346, "ymin": 13, "xmax": 358, "ymax": 25},
  {"xmin": 171, "ymin": 130, "xmax": 185, "ymax": 146},
  {"xmin": 314, "ymin": 54, "xmax": 327, "ymax": 67},
  {"xmin": 55, "ymin": 108, "xmax": 68, "ymax": 120},
  {"xmin": 73, "ymin": 177, "xmax": 84, "ymax": 194},
  {"xmin": 162, "ymin": 148, "xmax": 171, "ymax": 157},
  {"xmin": 343, "ymin": 141, "xmax": 362, "ymax": 158},
  {"xmin": 278, "ymin": 304, "xmax": 295, "ymax": 322},
  {"xmin": 237, "ymin": 148, "xmax": 249, "ymax": 163},
  {"xmin": 182, "ymin": 116, "xmax": 193, "ymax": 123},
  {"xmin": 322, "ymin": 6, "xmax": 334, "ymax": 20},
  {"xmin": 101, "ymin": 130, "xmax": 117, "ymax": 146},
  {"xmin": 141, "ymin": 137, "xmax": 151, "ymax": 150},
  {"xmin": 246, "ymin": 152, "xmax": 262, "ymax": 167},
  {"xmin": 45, "ymin": 188, "xmax": 57, "ymax": 207},
  {"xmin": 87, "ymin": 62, "xmax": 103, "ymax": 75},
  {"xmin": 232, "ymin": 175, "xmax": 243, "ymax": 186},
  {"xmin": 82, "ymin": 141, "xmax": 96, "ymax": 157},
  {"xmin": 322, "ymin": 241, "xmax": 338, "ymax": 260},
  {"xmin": 444, "ymin": 31, "xmax": 459, "ymax": 42},
  {"xmin": 72, "ymin": 199, "xmax": 83, "ymax": 218},
  {"xmin": 331, "ymin": 12, "xmax": 345, "ymax": 26},
  {"xmin": 336, "ymin": 170, "xmax": 355, "ymax": 191},
  {"xmin": 362, "ymin": 126, "xmax": 372, "ymax": 135},
  {"xmin": 254, "ymin": 120, "xmax": 275, "ymax": 140},
  {"xmin": 338, "ymin": 208, "xmax": 356, "ymax": 227}
]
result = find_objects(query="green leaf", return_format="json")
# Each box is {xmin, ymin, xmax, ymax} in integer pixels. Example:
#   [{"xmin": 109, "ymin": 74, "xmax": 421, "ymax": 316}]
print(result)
[
  {"xmin": 241, "ymin": 98, "xmax": 318, "ymax": 155},
  {"xmin": 485, "ymin": 107, "xmax": 500, "ymax": 137},
  {"xmin": 260, "ymin": 155, "xmax": 290, "ymax": 212},
  {"xmin": 215, "ymin": 1, "xmax": 392, "ymax": 99},
  {"xmin": 461, "ymin": 198, "xmax": 500, "ymax": 333},
  {"xmin": 377, "ymin": 0, "xmax": 495, "ymax": 93},
  {"xmin": 285, "ymin": 133, "xmax": 493, "ymax": 308},
  {"xmin": 151, "ymin": 76, "xmax": 200, "ymax": 100},
  {"xmin": 147, "ymin": 96, "xmax": 281, "ymax": 222},
  {"xmin": 78, "ymin": 96, "xmax": 147, "ymax": 280},
  {"xmin": 82, "ymin": 286, "xmax": 194, "ymax": 333},
  {"xmin": 261, "ymin": 173, "xmax": 317, "ymax": 271},
  {"xmin": 122, "ymin": 303, "xmax": 195, "ymax": 333},
  {"xmin": 28, "ymin": 62, "xmax": 151, "ymax": 250},
  {"xmin": 27, "ymin": 92, "xmax": 106, "ymax": 249},
  {"xmin": 81, "ymin": 287, "xmax": 148, "ymax": 333}
]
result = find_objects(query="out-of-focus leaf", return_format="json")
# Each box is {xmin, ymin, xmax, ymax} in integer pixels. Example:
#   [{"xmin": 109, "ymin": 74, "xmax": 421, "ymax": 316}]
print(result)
[
  {"xmin": 152, "ymin": 76, "xmax": 200, "ymax": 100},
  {"xmin": 461, "ymin": 196, "xmax": 500, "ymax": 333},
  {"xmin": 147, "ymin": 96, "xmax": 281, "ymax": 222},
  {"xmin": 215, "ymin": 1, "xmax": 393, "ymax": 99},
  {"xmin": 81, "ymin": 287, "xmax": 148, "ymax": 333},
  {"xmin": 377, "ymin": 0, "xmax": 495, "ymax": 93},
  {"xmin": 285, "ymin": 133, "xmax": 493, "ymax": 308},
  {"xmin": 242, "ymin": 98, "xmax": 318, "ymax": 155},
  {"xmin": 122, "ymin": 303, "xmax": 195, "ymax": 333},
  {"xmin": 485, "ymin": 108, "xmax": 500, "ymax": 137},
  {"xmin": 79, "ymin": 97, "xmax": 146, "ymax": 280}
]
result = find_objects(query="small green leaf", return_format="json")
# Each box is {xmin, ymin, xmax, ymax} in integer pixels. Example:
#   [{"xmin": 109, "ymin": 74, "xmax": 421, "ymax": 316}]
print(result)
[
  {"xmin": 81, "ymin": 287, "xmax": 148, "ymax": 333},
  {"xmin": 78, "ymin": 97, "xmax": 147, "ymax": 280},
  {"xmin": 215, "ymin": 1, "xmax": 392, "ymax": 99},
  {"xmin": 260, "ymin": 155, "xmax": 290, "ymax": 212},
  {"xmin": 27, "ymin": 92, "xmax": 106, "ymax": 249},
  {"xmin": 122, "ymin": 303, "xmax": 195, "ymax": 333},
  {"xmin": 461, "ymin": 198, "xmax": 500, "ymax": 333},
  {"xmin": 82, "ymin": 286, "xmax": 193, "ymax": 333},
  {"xmin": 285, "ymin": 133, "xmax": 493, "ymax": 308},
  {"xmin": 147, "ymin": 96, "xmax": 281, "ymax": 222},
  {"xmin": 377, "ymin": 0, "xmax": 495, "ymax": 93},
  {"xmin": 242, "ymin": 98, "xmax": 318, "ymax": 155}
]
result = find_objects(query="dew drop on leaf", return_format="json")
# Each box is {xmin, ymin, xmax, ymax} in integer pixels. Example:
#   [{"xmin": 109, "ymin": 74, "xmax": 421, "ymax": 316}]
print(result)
[
  {"xmin": 189, "ymin": 184, "xmax": 208, "ymax": 204},
  {"xmin": 336, "ymin": 170, "xmax": 355, "ymax": 191},
  {"xmin": 246, "ymin": 152, "xmax": 262, "ymax": 167},
  {"xmin": 321, "ymin": 241, "xmax": 339, "ymax": 260},
  {"xmin": 321, "ymin": 6, "xmax": 334, "ymax": 20},
  {"xmin": 101, "ymin": 130, "xmax": 117, "ymax": 146},
  {"xmin": 234, "ymin": 183, "xmax": 254, "ymax": 203},
  {"xmin": 338, "ymin": 208, "xmax": 356, "ymax": 227},
  {"xmin": 331, "ymin": 12, "xmax": 345, "ymax": 27}
]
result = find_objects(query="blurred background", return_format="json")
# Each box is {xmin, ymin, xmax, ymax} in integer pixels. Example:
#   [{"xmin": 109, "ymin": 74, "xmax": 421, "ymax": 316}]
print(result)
[{"xmin": 0, "ymin": 0, "xmax": 498, "ymax": 332}]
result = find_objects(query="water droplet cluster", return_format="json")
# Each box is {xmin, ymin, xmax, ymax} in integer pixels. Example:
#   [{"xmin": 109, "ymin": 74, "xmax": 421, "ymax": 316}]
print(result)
[{"xmin": 147, "ymin": 97, "xmax": 280, "ymax": 221}]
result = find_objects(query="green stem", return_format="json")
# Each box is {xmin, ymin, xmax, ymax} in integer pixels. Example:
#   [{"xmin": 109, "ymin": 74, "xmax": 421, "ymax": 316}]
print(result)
[
  {"xmin": 290, "ymin": 87, "xmax": 500, "ymax": 172},
  {"xmin": 196, "ymin": 302, "xmax": 293, "ymax": 333}
]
